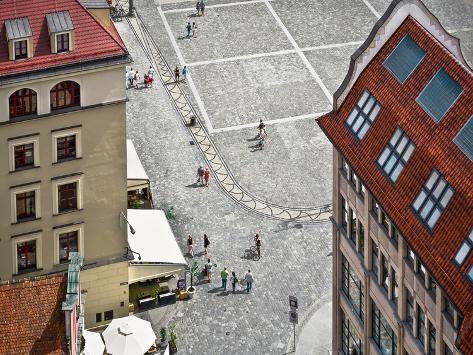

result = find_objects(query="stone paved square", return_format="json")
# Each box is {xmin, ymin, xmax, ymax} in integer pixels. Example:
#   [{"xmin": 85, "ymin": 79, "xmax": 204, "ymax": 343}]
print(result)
[
  {"xmin": 270, "ymin": 0, "xmax": 379, "ymax": 48},
  {"xmin": 304, "ymin": 44, "xmax": 360, "ymax": 95},
  {"xmin": 190, "ymin": 54, "xmax": 331, "ymax": 129},
  {"xmin": 116, "ymin": 0, "xmax": 473, "ymax": 353},
  {"xmin": 163, "ymin": 2, "xmax": 293, "ymax": 63}
]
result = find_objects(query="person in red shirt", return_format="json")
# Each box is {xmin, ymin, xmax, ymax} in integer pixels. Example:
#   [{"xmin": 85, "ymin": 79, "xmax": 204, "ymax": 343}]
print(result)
[{"xmin": 203, "ymin": 167, "xmax": 210, "ymax": 186}]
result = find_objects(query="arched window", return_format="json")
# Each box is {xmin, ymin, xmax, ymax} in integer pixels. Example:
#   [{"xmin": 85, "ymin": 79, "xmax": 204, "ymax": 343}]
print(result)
[
  {"xmin": 50, "ymin": 81, "xmax": 80, "ymax": 110},
  {"xmin": 9, "ymin": 89, "xmax": 37, "ymax": 119}
]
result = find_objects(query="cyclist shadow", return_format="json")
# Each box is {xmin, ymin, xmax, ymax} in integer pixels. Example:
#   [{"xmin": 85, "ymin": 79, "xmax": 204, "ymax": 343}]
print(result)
[{"xmin": 241, "ymin": 248, "xmax": 260, "ymax": 261}]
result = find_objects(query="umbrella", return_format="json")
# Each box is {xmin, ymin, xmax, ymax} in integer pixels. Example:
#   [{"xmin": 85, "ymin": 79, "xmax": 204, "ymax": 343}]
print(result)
[
  {"xmin": 102, "ymin": 315, "xmax": 156, "ymax": 355},
  {"xmin": 83, "ymin": 330, "xmax": 105, "ymax": 355}
]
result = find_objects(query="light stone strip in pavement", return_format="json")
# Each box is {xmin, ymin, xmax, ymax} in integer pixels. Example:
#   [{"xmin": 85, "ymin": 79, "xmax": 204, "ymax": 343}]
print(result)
[
  {"xmin": 162, "ymin": 0, "xmax": 273, "ymax": 13},
  {"xmin": 158, "ymin": 6, "xmax": 215, "ymax": 133},
  {"xmin": 211, "ymin": 112, "xmax": 329, "ymax": 133},
  {"xmin": 361, "ymin": 0, "xmax": 381, "ymax": 19},
  {"xmin": 263, "ymin": 0, "xmax": 334, "ymax": 106},
  {"xmin": 185, "ymin": 41, "xmax": 365, "ymax": 67},
  {"xmin": 126, "ymin": 9, "xmax": 333, "ymax": 223}
]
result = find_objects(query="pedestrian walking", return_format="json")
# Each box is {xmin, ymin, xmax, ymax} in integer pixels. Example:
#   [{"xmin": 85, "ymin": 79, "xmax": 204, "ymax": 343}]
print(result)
[
  {"xmin": 186, "ymin": 22, "xmax": 192, "ymax": 38},
  {"xmin": 128, "ymin": 67, "xmax": 134, "ymax": 87},
  {"xmin": 134, "ymin": 71, "xmax": 141, "ymax": 89},
  {"xmin": 192, "ymin": 22, "xmax": 197, "ymax": 38},
  {"xmin": 200, "ymin": 0, "xmax": 205, "ymax": 16},
  {"xmin": 255, "ymin": 233, "xmax": 261, "ymax": 258},
  {"xmin": 203, "ymin": 167, "xmax": 210, "ymax": 186},
  {"xmin": 206, "ymin": 258, "xmax": 215, "ymax": 283},
  {"xmin": 245, "ymin": 270, "xmax": 254, "ymax": 293},
  {"xmin": 196, "ymin": 1, "xmax": 200, "ymax": 16},
  {"xmin": 230, "ymin": 271, "xmax": 238, "ymax": 293},
  {"xmin": 258, "ymin": 119, "xmax": 267, "ymax": 137},
  {"xmin": 174, "ymin": 65, "xmax": 180, "ymax": 82},
  {"xmin": 148, "ymin": 66, "xmax": 155, "ymax": 78},
  {"xmin": 221, "ymin": 267, "xmax": 229, "ymax": 290},
  {"xmin": 203, "ymin": 234, "xmax": 210, "ymax": 254},
  {"xmin": 196, "ymin": 165, "xmax": 204, "ymax": 184},
  {"xmin": 182, "ymin": 66, "xmax": 188, "ymax": 81},
  {"xmin": 187, "ymin": 234, "xmax": 194, "ymax": 257}
]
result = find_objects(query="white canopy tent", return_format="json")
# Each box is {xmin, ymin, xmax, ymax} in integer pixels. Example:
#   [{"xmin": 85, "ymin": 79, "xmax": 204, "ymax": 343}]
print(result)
[
  {"xmin": 127, "ymin": 209, "xmax": 187, "ymax": 283},
  {"xmin": 126, "ymin": 139, "xmax": 150, "ymax": 191}
]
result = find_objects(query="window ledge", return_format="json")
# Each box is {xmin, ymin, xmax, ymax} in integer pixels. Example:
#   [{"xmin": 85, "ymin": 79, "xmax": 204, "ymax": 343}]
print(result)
[
  {"xmin": 50, "ymin": 106, "xmax": 81, "ymax": 115},
  {"xmin": 53, "ymin": 156, "xmax": 82, "ymax": 165},
  {"xmin": 53, "ymin": 208, "xmax": 83, "ymax": 216},
  {"xmin": 13, "ymin": 267, "xmax": 43, "ymax": 276},
  {"xmin": 11, "ymin": 217, "xmax": 41, "ymax": 225},
  {"xmin": 9, "ymin": 165, "xmax": 40, "ymax": 174}
]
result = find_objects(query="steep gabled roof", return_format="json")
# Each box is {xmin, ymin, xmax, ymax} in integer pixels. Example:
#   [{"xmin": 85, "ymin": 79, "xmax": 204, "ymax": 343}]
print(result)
[
  {"xmin": 0, "ymin": 0, "xmax": 128, "ymax": 76},
  {"xmin": 318, "ymin": 1, "xmax": 473, "ymax": 353},
  {"xmin": 0, "ymin": 274, "xmax": 68, "ymax": 354}
]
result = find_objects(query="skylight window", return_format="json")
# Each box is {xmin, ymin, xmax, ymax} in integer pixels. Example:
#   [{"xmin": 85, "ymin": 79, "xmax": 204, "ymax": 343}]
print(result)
[
  {"xmin": 384, "ymin": 35, "xmax": 426, "ymax": 83},
  {"xmin": 468, "ymin": 265, "xmax": 473, "ymax": 283},
  {"xmin": 454, "ymin": 229, "xmax": 473, "ymax": 266},
  {"xmin": 454, "ymin": 115, "xmax": 473, "ymax": 162},
  {"xmin": 416, "ymin": 68, "xmax": 463, "ymax": 123},
  {"xmin": 412, "ymin": 170, "xmax": 454, "ymax": 230},
  {"xmin": 345, "ymin": 90, "xmax": 381, "ymax": 140},
  {"xmin": 377, "ymin": 127, "xmax": 415, "ymax": 183}
]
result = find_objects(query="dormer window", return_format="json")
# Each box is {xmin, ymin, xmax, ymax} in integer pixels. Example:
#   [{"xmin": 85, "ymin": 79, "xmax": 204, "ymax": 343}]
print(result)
[
  {"xmin": 4, "ymin": 17, "xmax": 32, "ymax": 60},
  {"xmin": 56, "ymin": 33, "xmax": 70, "ymax": 53},
  {"xmin": 14, "ymin": 40, "xmax": 28, "ymax": 59},
  {"xmin": 46, "ymin": 11, "xmax": 74, "ymax": 54}
]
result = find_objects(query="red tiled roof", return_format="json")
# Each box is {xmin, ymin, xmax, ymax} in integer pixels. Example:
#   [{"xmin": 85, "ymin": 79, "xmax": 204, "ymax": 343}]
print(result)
[
  {"xmin": 318, "ymin": 16, "xmax": 473, "ymax": 353},
  {"xmin": 0, "ymin": 274, "xmax": 67, "ymax": 355},
  {"xmin": 0, "ymin": 0, "xmax": 127, "ymax": 76}
]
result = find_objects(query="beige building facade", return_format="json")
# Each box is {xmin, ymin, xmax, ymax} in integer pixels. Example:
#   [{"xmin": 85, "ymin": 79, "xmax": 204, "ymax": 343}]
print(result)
[{"xmin": 0, "ymin": 0, "xmax": 131, "ymax": 328}]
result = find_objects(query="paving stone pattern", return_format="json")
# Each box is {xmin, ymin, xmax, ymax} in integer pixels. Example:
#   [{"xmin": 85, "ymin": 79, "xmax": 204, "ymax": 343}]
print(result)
[{"xmin": 116, "ymin": 19, "xmax": 333, "ymax": 354}]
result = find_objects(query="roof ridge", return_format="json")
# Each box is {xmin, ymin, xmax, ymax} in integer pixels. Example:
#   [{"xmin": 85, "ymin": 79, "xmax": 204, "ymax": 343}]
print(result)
[{"xmin": 72, "ymin": 0, "xmax": 128, "ymax": 53}]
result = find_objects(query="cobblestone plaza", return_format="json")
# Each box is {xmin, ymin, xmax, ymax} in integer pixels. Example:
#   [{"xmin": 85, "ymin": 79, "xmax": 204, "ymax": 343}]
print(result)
[{"xmin": 115, "ymin": 0, "xmax": 473, "ymax": 353}]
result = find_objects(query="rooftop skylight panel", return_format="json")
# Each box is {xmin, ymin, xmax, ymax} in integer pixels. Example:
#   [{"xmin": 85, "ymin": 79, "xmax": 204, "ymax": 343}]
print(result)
[
  {"xmin": 416, "ymin": 68, "xmax": 463, "ymax": 123},
  {"xmin": 345, "ymin": 90, "xmax": 381, "ymax": 140},
  {"xmin": 377, "ymin": 127, "xmax": 415, "ymax": 183},
  {"xmin": 412, "ymin": 170, "xmax": 454, "ymax": 231},
  {"xmin": 384, "ymin": 35, "xmax": 426, "ymax": 83},
  {"xmin": 454, "ymin": 229, "xmax": 473, "ymax": 266},
  {"xmin": 454, "ymin": 115, "xmax": 473, "ymax": 162}
]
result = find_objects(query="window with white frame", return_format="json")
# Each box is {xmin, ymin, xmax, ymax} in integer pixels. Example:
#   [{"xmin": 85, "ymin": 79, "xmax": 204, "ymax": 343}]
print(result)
[
  {"xmin": 345, "ymin": 90, "xmax": 381, "ymax": 140},
  {"xmin": 412, "ymin": 170, "xmax": 454, "ymax": 230},
  {"xmin": 54, "ymin": 224, "xmax": 83, "ymax": 264},
  {"xmin": 52, "ymin": 127, "xmax": 82, "ymax": 163},
  {"xmin": 8, "ymin": 136, "xmax": 40, "ymax": 172},
  {"xmin": 10, "ymin": 184, "xmax": 41, "ymax": 223},
  {"xmin": 12, "ymin": 233, "xmax": 42, "ymax": 274},
  {"xmin": 454, "ymin": 228, "xmax": 473, "ymax": 266},
  {"xmin": 377, "ymin": 127, "xmax": 415, "ymax": 183},
  {"xmin": 52, "ymin": 175, "xmax": 83, "ymax": 214}
]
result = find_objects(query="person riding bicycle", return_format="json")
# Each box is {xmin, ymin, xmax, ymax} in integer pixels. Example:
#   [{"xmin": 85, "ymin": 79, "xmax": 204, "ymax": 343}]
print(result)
[{"xmin": 254, "ymin": 233, "xmax": 261, "ymax": 257}]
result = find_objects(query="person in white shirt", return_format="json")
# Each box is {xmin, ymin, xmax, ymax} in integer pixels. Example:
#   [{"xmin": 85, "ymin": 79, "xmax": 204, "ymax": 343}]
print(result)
[{"xmin": 245, "ymin": 270, "xmax": 254, "ymax": 293}]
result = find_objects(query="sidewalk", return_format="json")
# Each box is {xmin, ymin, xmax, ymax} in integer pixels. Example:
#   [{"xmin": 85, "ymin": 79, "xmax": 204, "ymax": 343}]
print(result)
[{"xmin": 296, "ymin": 300, "xmax": 332, "ymax": 355}]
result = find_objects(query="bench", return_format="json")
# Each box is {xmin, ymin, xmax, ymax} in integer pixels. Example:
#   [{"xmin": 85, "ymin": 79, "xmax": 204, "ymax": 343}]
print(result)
[
  {"xmin": 158, "ymin": 292, "xmax": 176, "ymax": 305},
  {"xmin": 138, "ymin": 296, "xmax": 155, "ymax": 307}
]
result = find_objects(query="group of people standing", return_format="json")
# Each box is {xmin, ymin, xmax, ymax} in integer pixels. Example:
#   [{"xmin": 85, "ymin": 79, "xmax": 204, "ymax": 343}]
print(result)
[
  {"xmin": 174, "ymin": 65, "xmax": 188, "ymax": 83},
  {"xmin": 195, "ymin": 0, "xmax": 206, "ymax": 16},
  {"xmin": 126, "ymin": 66, "xmax": 155, "ymax": 89},
  {"xmin": 211, "ymin": 263, "xmax": 254, "ymax": 294},
  {"xmin": 196, "ymin": 165, "xmax": 210, "ymax": 186},
  {"xmin": 186, "ymin": 234, "xmax": 210, "ymax": 257}
]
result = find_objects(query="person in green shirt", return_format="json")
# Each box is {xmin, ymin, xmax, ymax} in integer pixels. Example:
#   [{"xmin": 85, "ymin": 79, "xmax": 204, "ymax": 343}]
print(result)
[{"xmin": 221, "ymin": 267, "xmax": 229, "ymax": 290}]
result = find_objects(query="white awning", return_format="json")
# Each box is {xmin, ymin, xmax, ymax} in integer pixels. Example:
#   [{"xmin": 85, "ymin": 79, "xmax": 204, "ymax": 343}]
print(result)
[
  {"xmin": 127, "ymin": 139, "xmax": 149, "ymax": 189},
  {"xmin": 127, "ymin": 209, "xmax": 187, "ymax": 283}
]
